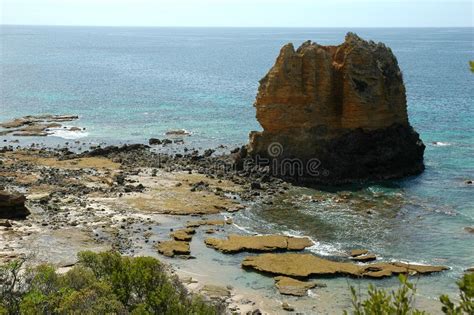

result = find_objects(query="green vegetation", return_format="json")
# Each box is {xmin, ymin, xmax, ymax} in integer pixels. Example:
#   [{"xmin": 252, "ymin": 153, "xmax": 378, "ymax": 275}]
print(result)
[
  {"xmin": 470, "ymin": 61, "xmax": 474, "ymax": 73},
  {"xmin": 344, "ymin": 273, "xmax": 474, "ymax": 315},
  {"xmin": 440, "ymin": 273, "xmax": 474, "ymax": 315},
  {"xmin": 1, "ymin": 251, "xmax": 472, "ymax": 315},
  {"xmin": 0, "ymin": 251, "xmax": 223, "ymax": 315}
]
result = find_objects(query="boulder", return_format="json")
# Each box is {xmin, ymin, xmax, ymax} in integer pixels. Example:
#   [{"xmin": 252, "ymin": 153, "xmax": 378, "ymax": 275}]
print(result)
[
  {"xmin": 0, "ymin": 190, "xmax": 30, "ymax": 219},
  {"xmin": 241, "ymin": 253, "xmax": 447, "ymax": 279},
  {"xmin": 204, "ymin": 234, "xmax": 313, "ymax": 253},
  {"xmin": 247, "ymin": 33, "xmax": 425, "ymax": 184}
]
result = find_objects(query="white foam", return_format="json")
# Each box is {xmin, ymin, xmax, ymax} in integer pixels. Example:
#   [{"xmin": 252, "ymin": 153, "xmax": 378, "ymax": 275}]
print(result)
[
  {"xmin": 388, "ymin": 258, "xmax": 450, "ymax": 268},
  {"xmin": 431, "ymin": 141, "xmax": 452, "ymax": 147},
  {"xmin": 232, "ymin": 222, "xmax": 256, "ymax": 234},
  {"xmin": 307, "ymin": 241, "xmax": 343, "ymax": 257},
  {"xmin": 48, "ymin": 128, "xmax": 89, "ymax": 140}
]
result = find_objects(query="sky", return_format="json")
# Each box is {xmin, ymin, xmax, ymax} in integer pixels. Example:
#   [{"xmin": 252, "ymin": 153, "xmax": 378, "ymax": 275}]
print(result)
[{"xmin": 0, "ymin": 0, "xmax": 472, "ymax": 27}]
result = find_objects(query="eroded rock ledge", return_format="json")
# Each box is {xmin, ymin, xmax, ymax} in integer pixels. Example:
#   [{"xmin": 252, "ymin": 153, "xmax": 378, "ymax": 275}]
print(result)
[
  {"xmin": 242, "ymin": 253, "xmax": 448, "ymax": 279},
  {"xmin": 205, "ymin": 234, "xmax": 313, "ymax": 253},
  {"xmin": 246, "ymin": 33, "xmax": 425, "ymax": 184}
]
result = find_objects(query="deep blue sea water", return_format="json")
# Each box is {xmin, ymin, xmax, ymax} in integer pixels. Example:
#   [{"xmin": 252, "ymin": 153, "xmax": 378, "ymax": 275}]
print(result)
[{"xmin": 1, "ymin": 26, "xmax": 473, "ymax": 308}]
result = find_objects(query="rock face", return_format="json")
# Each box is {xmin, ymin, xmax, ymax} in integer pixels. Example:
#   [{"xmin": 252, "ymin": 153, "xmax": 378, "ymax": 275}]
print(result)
[
  {"xmin": 247, "ymin": 33, "xmax": 425, "ymax": 184},
  {"xmin": 0, "ymin": 190, "xmax": 30, "ymax": 219}
]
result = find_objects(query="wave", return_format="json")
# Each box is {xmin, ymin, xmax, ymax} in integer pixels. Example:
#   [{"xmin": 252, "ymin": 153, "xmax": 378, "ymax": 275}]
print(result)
[
  {"xmin": 307, "ymin": 241, "xmax": 344, "ymax": 257},
  {"xmin": 48, "ymin": 127, "xmax": 89, "ymax": 140},
  {"xmin": 232, "ymin": 222, "xmax": 258, "ymax": 235},
  {"xmin": 431, "ymin": 141, "xmax": 452, "ymax": 147}
]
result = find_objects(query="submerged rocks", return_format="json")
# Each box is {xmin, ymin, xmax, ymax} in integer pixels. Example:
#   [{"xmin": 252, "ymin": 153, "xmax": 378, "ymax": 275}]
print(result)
[
  {"xmin": 247, "ymin": 33, "xmax": 425, "ymax": 184},
  {"xmin": 0, "ymin": 114, "xmax": 80, "ymax": 137},
  {"xmin": 199, "ymin": 284, "xmax": 232, "ymax": 300},
  {"xmin": 165, "ymin": 129, "xmax": 191, "ymax": 137},
  {"xmin": 241, "ymin": 253, "xmax": 447, "ymax": 279},
  {"xmin": 205, "ymin": 234, "xmax": 313, "ymax": 253},
  {"xmin": 464, "ymin": 227, "xmax": 474, "ymax": 234},
  {"xmin": 274, "ymin": 276, "xmax": 320, "ymax": 296},
  {"xmin": 186, "ymin": 219, "xmax": 230, "ymax": 228},
  {"xmin": 0, "ymin": 114, "xmax": 78, "ymax": 129},
  {"xmin": 0, "ymin": 190, "xmax": 30, "ymax": 219}
]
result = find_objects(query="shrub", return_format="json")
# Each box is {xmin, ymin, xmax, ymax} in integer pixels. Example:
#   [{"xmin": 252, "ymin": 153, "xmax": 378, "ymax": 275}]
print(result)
[
  {"xmin": 440, "ymin": 273, "xmax": 474, "ymax": 314},
  {"xmin": 345, "ymin": 273, "xmax": 474, "ymax": 315},
  {"xmin": 0, "ymin": 251, "xmax": 223, "ymax": 315},
  {"xmin": 344, "ymin": 274, "xmax": 426, "ymax": 315}
]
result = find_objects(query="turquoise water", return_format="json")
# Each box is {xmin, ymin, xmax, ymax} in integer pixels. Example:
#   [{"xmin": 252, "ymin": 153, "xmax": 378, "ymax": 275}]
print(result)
[{"xmin": 1, "ymin": 26, "xmax": 473, "ymax": 306}]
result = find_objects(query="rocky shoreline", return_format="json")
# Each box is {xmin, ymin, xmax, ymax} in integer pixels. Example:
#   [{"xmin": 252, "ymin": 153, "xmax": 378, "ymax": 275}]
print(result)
[{"xmin": 0, "ymin": 139, "xmax": 452, "ymax": 314}]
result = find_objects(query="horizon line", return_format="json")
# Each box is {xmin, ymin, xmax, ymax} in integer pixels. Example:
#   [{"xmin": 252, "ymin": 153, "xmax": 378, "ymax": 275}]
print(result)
[{"xmin": 1, "ymin": 24, "xmax": 473, "ymax": 29}]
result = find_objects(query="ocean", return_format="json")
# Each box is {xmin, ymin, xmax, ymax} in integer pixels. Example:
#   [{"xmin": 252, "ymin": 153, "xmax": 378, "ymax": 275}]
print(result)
[{"xmin": 1, "ymin": 26, "xmax": 473, "ymax": 311}]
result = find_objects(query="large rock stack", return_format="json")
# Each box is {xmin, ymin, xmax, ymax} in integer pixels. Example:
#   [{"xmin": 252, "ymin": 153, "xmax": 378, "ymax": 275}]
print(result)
[{"xmin": 247, "ymin": 33, "xmax": 425, "ymax": 184}]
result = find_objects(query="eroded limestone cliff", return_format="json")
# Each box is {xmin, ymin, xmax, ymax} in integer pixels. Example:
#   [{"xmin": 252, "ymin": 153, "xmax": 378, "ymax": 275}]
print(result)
[{"xmin": 247, "ymin": 33, "xmax": 425, "ymax": 184}]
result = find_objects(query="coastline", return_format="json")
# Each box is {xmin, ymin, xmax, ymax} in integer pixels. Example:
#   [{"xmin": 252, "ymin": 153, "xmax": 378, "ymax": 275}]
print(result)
[{"xmin": 0, "ymin": 135, "xmax": 462, "ymax": 314}]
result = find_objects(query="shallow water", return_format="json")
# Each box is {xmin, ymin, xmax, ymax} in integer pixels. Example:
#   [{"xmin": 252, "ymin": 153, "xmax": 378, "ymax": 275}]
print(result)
[{"xmin": 1, "ymin": 26, "xmax": 473, "ymax": 310}]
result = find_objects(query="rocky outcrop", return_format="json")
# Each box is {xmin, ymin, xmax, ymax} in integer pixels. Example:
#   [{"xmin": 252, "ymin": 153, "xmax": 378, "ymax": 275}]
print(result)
[
  {"xmin": 247, "ymin": 33, "xmax": 425, "ymax": 184},
  {"xmin": 0, "ymin": 190, "xmax": 30, "ymax": 219},
  {"xmin": 156, "ymin": 240, "xmax": 190, "ymax": 257},
  {"xmin": 204, "ymin": 234, "xmax": 313, "ymax": 253},
  {"xmin": 170, "ymin": 228, "xmax": 196, "ymax": 241},
  {"xmin": 0, "ymin": 115, "xmax": 80, "ymax": 137},
  {"xmin": 242, "ymin": 253, "xmax": 448, "ymax": 279}
]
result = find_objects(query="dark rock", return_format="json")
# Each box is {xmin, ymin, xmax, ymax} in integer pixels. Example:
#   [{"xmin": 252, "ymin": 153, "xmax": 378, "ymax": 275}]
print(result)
[
  {"xmin": 281, "ymin": 302, "xmax": 294, "ymax": 312},
  {"xmin": 82, "ymin": 144, "xmax": 149, "ymax": 157},
  {"xmin": 162, "ymin": 139, "xmax": 173, "ymax": 145},
  {"xmin": 250, "ymin": 182, "xmax": 262, "ymax": 190},
  {"xmin": 0, "ymin": 190, "xmax": 30, "ymax": 219},
  {"xmin": 0, "ymin": 219, "xmax": 12, "ymax": 227},
  {"xmin": 148, "ymin": 138, "xmax": 162, "ymax": 145}
]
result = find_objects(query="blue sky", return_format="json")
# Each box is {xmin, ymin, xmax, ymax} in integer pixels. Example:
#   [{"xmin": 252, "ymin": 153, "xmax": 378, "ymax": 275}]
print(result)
[{"xmin": 1, "ymin": 0, "xmax": 472, "ymax": 27}]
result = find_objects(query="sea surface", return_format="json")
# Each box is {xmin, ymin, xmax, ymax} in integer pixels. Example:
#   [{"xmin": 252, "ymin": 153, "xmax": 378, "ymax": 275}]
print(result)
[{"xmin": 1, "ymin": 26, "xmax": 473, "ymax": 311}]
